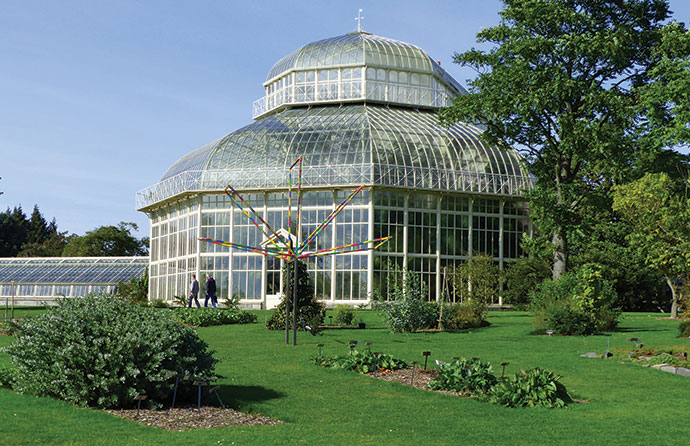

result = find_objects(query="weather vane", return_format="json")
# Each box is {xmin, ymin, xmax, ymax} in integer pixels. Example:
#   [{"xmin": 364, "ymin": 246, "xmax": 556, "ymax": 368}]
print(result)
[{"xmin": 355, "ymin": 8, "xmax": 364, "ymax": 33}]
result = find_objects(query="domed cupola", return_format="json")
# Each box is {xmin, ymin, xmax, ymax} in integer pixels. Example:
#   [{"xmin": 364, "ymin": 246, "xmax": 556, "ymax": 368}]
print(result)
[{"xmin": 253, "ymin": 31, "xmax": 467, "ymax": 119}]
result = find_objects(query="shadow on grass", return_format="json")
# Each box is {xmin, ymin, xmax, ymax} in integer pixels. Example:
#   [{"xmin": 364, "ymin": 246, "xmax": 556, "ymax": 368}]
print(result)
[
  {"xmin": 608, "ymin": 326, "xmax": 669, "ymax": 333},
  {"xmin": 218, "ymin": 385, "xmax": 285, "ymax": 410}
]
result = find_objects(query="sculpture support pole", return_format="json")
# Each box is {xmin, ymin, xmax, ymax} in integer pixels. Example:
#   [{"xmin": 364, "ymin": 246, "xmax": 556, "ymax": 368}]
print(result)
[
  {"xmin": 293, "ymin": 256, "xmax": 298, "ymax": 346},
  {"xmin": 285, "ymin": 259, "xmax": 290, "ymax": 345}
]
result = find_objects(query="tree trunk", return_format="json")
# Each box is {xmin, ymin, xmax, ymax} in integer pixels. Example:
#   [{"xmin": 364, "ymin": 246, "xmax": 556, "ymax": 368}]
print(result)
[
  {"xmin": 666, "ymin": 276, "xmax": 679, "ymax": 319},
  {"xmin": 552, "ymin": 228, "xmax": 568, "ymax": 279}
]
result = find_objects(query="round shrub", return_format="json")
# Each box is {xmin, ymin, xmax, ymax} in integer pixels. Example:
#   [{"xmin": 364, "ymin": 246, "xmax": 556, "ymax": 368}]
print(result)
[
  {"xmin": 333, "ymin": 304, "xmax": 355, "ymax": 326},
  {"xmin": 442, "ymin": 300, "xmax": 490, "ymax": 330},
  {"xmin": 3, "ymin": 295, "xmax": 218, "ymax": 408},
  {"xmin": 530, "ymin": 264, "xmax": 621, "ymax": 335},
  {"xmin": 381, "ymin": 274, "xmax": 439, "ymax": 333},
  {"xmin": 679, "ymin": 319, "xmax": 690, "ymax": 337}
]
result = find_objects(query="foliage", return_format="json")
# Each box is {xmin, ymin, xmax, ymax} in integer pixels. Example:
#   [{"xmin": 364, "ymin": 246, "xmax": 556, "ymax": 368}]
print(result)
[
  {"xmin": 266, "ymin": 260, "xmax": 325, "ymax": 333},
  {"xmin": 222, "ymin": 294, "xmax": 241, "ymax": 309},
  {"xmin": 616, "ymin": 345, "xmax": 690, "ymax": 368},
  {"xmin": 115, "ymin": 270, "xmax": 148, "ymax": 305},
  {"xmin": 490, "ymin": 368, "xmax": 572, "ymax": 408},
  {"xmin": 612, "ymin": 172, "xmax": 690, "ymax": 317},
  {"xmin": 171, "ymin": 307, "xmax": 257, "ymax": 327},
  {"xmin": 333, "ymin": 304, "xmax": 355, "ymax": 326},
  {"xmin": 427, "ymin": 357, "xmax": 497, "ymax": 396},
  {"xmin": 311, "ymin": 349, "xmax": 407, "ymax": 374},
  {"xmin": 440, "ymin": 0, "xmax": 674, "ymax": 278},
  {"xmin": 570, "ymin": 219, "xmax": 667, "ymax": 312},
  {"xmin": 0, "ymin": 366, "xmax": 17, "ymax": 389},
  {"xmin": 442, "ymin": 300, "xmax": 489, "ymax": 331},
  {"xmin": 2, "ymin": 295, "xmax": 218, "ymax": 408},
  {"xmin": 530, "ymin": 264, "xmax": 621, "ymax": 335},
  {"xmin": 0, "ymin": 205, "xmax": 66, "ymax": 257},
  {"xmin": 679, "ymin": 320, "xmax": 690, "ymax": 338},
  {"xmin": 503, "ymin": 255, "xmax": 551, "ymax": 309},
  {"xmin": 148, "ymin": 298, "xmax": 170, "ymax": 308},
  {"xmin": 62, "ymin": 221, "xmax": 149, "ymax": 257},
  {"xmin": 452, "ymin": 254, "xmax": 500, "ymax": 304},
  {"xmin": 381, "ymin": 274, "xmax": 438, "ymax": 333}
]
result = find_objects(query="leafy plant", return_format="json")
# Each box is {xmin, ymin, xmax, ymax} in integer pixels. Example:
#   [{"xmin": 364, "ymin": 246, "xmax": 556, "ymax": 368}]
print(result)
[
  {"xmin": 171, "ymin": 307, "xmax": 257, "ymax": 327},
  {"xmin": 115, "ymin": 270, "xmax": 148, "ymax": 305},
  {"xmin": 442, "ymin": 300, "xmax": 490, "ymax": 331},
  {"xmin": 502, "ymin": 254, "xmax": 551, "ymax": 309},
  {"xmin": 530, "ymin": 264, "xmax": 621, "ymax": 335},
  {"xmin": 311, "ymin": 349, "xmax": 407, "ymax": 374},
  {"xmin": 2, "ymin": 295, "xmax": 218, "ymax": 408},
  {"xmin": 222, "ymin": 294, "xmax": 241, "ymax": 309},
  {"xmin": 427, "ymin": 357, "xmax": 497, "ymax": 396},
  {"xmin": 0, "ymin": 366, "xmax": 17, "ymax": 389},
  {"xmin": 149, "ymin": 298, "xmax": 170, "ymax": 308},
  {"xmin": 490, "ymin": 368, "xmax": 572, "ymax": 408},
  {"xmin": 679, "ymin": 319, "xmax": 690, "ymax": 337},
  {"xmin": 333, "ymin": 304, "xmax": 355, "ymax": 326},
  {"xmin": 381, "ymin": 274, "xmax": 438, "ymax": 333},
  {"xmin": 452, "ymin": 254, "xmax": 501, "ymax": 305},
  {"xmin": 266, "ymin": 260, "xmax": 325, "ymax": 333}
]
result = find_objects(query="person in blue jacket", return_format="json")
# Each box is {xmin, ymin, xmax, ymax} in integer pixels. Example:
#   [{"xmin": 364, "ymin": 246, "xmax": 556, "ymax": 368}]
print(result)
[{"xmin": 205, "ymin": 274, "xmax": 217, "ymax": 308}]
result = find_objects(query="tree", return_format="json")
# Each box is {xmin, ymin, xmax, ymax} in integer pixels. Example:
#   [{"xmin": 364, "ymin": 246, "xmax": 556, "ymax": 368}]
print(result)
[
  {"xmin": 62, "ymin": 222, "xmax": 149, "ymax": 257},
  {"xmin": 440, "ymin": 0, "xmax": 674, "ymax": 278},
  {"xmin": 18, "ymin": 205, "xmax": 67, "ymax": 257},
  {"xmin": 612, "ymin": 172, "xmax": 690, "ymax": 318},
  {"xmin": 0, "ymin": 206, "xmax": 28, "ymax": 256}
]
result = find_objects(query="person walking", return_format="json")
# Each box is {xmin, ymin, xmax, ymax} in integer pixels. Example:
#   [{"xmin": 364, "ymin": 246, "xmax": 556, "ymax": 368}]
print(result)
[
  {"xmin": 188, "ymin": 274, "xmax": 200, "ymax": 308},
  {"xmin": 205, "ymin": 274, "xmax": 217, "ymax": 308}
]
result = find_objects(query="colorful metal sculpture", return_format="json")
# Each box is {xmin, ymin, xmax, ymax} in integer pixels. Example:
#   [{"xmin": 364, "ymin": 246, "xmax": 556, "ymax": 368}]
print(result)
[{"xmin": 200, "ymin": 157, "xmax": 391, "ymax": 344}]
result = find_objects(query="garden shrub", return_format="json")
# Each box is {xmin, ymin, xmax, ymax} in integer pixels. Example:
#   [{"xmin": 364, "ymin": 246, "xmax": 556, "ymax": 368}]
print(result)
[
  {"xmin": 530, "ymin": 264, "xmax": 621, "ymax": 335},
  {"xmin": 451, "ymin": 254, "xmax": 501, "ymax": 305},
  {"xmin": 149, "ymin": 298, "xmax": 170, "ymax": 308},
  {"xmin": 679, "ymin": 319, "xmax": 690, "ymax": 337},
  {"xmin": 427, "ymin": 357, "xmax": 497, "ymax": 396},
  {"xmin": 442, "ymin": 300, "xmax": 490, "ymax": 330},
  {"xmin": 0, "ymin": 366, "xmax": 17, "ymax": 389},
  {"xmin": 2, "ymin": 295, "xmax": 218, "ymax": 408},
  {"xmin": 266, "ymin": 260, "xmax": 325, "ymax": 333},
  {"xmin": 490, "ymin": 368, "xmax": 572, "ymax": 408},
  {"xmin": 171, "ymin": 307, "xmax": 257, "ymax": 327},
  {"xmin": 333, "ymin": 304, "xmax": 355, "ymax": 326},
  {"xmin": 502, "ymin": 255, "xmax": 551, "ymax": 309},
  {"xmin": 381, "ymin": 274, "xmax": 438, "ymax": 333},
  {"xmin": 311, "ymin": 350, "xmax": 407, "ymax": 374}
]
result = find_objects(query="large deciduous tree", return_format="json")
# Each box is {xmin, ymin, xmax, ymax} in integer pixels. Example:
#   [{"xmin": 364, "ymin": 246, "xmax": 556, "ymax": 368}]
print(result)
[
  {"xmin": 62, "ymin": 222, "xmax": 149, "ymax": 257},
  {"xmin": 440, "ymin": 0, "xmax": 673, "ymax": 278},
  {"xmin": 612, "ymin": 173, "xmax": 690, "ymax": 318}
]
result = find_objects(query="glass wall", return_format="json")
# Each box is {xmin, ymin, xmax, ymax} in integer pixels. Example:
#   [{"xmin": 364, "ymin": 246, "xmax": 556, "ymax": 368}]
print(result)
[{"xmin": 147, "ymin": 189, "xmax": 529, "ymax": 306}]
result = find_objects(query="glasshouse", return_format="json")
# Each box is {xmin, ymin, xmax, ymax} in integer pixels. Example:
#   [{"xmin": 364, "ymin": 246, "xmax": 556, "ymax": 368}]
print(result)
[
  {"xmin": 136, "ymin": 31, "xmax": 531, "ymax": 308},
  {"xmin": 0, "ymin": 257, "xmax": 149, "ymax": 306}
]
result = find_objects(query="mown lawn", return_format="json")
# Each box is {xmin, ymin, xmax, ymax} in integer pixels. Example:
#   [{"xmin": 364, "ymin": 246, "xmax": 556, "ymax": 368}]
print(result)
[{"xmin": 1, "ymin": 310, "xmax": 688, "ymax": 445}]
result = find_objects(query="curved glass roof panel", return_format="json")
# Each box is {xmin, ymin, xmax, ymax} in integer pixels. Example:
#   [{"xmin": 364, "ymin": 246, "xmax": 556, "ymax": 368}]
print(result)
[
  {"xmin": 139, "ymin": 105, "xmax": 530, "ymax": 209},
  {"xmin": 268, "ymin": 32, "xmax": 436, "ymax": 81}
]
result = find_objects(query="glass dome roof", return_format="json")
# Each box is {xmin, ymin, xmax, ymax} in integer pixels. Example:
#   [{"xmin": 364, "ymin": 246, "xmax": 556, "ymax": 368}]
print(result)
[
  {"xmin": 267, "ymin": 32, "xmax": 460, "ymax": 87},
  {"xmin": 137, "ymin": 104, "xmax": 530, "ymax": 210}
]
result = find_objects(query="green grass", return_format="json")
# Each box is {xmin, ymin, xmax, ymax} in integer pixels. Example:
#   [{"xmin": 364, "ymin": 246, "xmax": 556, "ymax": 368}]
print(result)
[{"xmin": 1, "ymin": 310, "xmax": 689, "ymax": 445}]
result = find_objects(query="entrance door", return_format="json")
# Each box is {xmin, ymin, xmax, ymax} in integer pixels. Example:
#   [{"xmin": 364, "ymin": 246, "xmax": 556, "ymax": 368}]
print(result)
[{"xmin": 265, "ymin": 257, "xmax": 282, "ymax": 309}]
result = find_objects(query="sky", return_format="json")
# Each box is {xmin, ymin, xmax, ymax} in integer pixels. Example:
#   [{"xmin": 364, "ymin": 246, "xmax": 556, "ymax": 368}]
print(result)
[{"xmin": 1, "ymin": 1, "xmax": 689, "ymax": 237}]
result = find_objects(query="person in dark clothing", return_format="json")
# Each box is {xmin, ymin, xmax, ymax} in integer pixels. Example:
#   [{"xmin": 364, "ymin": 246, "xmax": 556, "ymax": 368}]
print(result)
[
  {"xmin": 188, "ymin": 274, "xmax": 200, "ymax": 308},
  {"xmin": 205, "ymin": 274, "xmax": 217, "ymax": 308}
]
